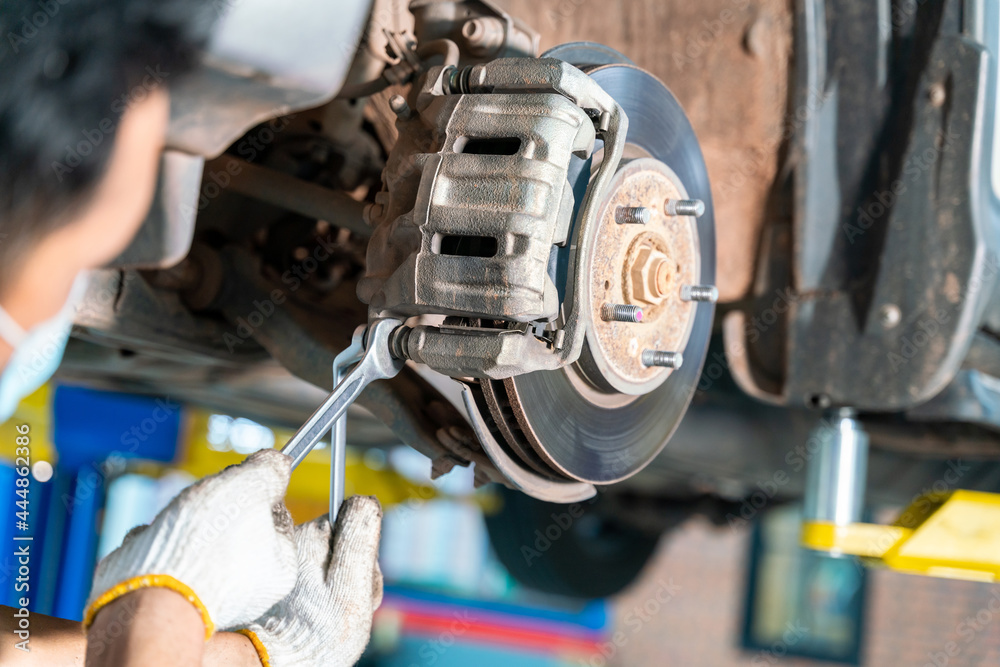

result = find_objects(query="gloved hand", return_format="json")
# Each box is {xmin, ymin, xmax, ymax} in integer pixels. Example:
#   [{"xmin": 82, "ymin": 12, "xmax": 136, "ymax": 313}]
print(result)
[
  {"xmin": 235, "ymin": 496, "xmax": 384, "ymax": 667},
  {"xmin": 84, "ymin": 449, "xmax": 298, "ymax": 639}
]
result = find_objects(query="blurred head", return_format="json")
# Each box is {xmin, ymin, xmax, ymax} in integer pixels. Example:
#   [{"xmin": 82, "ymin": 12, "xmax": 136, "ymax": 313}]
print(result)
[{"xmin": 0, "ymin": 0, "xmax": 217, "ymax": 362}]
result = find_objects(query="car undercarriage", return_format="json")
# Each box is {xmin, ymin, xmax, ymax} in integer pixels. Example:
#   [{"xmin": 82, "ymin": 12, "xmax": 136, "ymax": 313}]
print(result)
[{"xmin": 56, "ymin": 0, "xmax": 1000, "ymax": 596}]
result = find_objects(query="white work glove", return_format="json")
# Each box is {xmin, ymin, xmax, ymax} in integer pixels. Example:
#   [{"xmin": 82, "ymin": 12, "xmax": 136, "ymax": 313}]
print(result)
[
  {"xmin": 84, "ymin": 449, "xmax": 298, "ymax": 638},
  {"xmin": 235, "ymin": 496, "xmax": 384, "ymax": 667}
]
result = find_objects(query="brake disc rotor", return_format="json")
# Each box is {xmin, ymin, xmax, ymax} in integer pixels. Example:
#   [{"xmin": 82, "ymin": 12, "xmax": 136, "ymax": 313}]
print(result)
[{"xmin": 486, "ymin": 60, "xmax": 716, "ymax": 485}]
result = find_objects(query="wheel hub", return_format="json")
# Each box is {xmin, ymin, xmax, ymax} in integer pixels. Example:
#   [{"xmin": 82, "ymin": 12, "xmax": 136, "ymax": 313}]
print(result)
[{"xmin": 585, "ymin": 157, "xmax": 700, "ymax": 395}]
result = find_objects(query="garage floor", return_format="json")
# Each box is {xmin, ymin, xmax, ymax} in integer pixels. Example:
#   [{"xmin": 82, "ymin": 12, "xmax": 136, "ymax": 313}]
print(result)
[{"xmin": 608, "ymin": 517, "xmax": 1000, "ymax": 666}]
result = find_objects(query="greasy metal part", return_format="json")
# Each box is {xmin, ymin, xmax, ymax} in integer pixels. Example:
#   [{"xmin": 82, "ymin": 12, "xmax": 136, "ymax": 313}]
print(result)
[
  {"xmin": 601, "ymin": 304, "xmax": 643, "ymax": 323},
  {"xmin": 141, "ymin": 243, "xmax": 226, "ymax": 312},
  {"xmin": 109, "ymin": 151, "xmax": 205, "ymax": 270},
  {"xmin": 329, "ymin": 329, "xmax": 365, "ymax": 525},
  {"xmin": 585, "ymin": 158, "xmax": 699, "ymax": 395},
  {"xmin": 410, "ymin": 0, "xmax": 539, "ymax": 63},
  {"xmin": 281, "ymin": 318, "xmax": 405, "ymax": 468},
  {"xmin": 500, "ymin": 63, "xmax": 716, "ymax": 485},
  {"xmin": 212, "ymin": 155, "xmax": 370, "ymax": 237},
  {"xmin": 461, "ymin": 18, "xmax": 505, "ymax": 57},
  {"xmin": 75, "ymin": 269, "xmax": 266, "ymax": 364},
  {"xmin": 803, "ymin": 409, "xmax": 869, "ymax": 528},
  {"xmin": 906, "ymin": 368, "xmax": 1000, "ymax": 433},
  {"xmin": 641, "ymin": 350, "xmax": 683, "ymax": 369}
]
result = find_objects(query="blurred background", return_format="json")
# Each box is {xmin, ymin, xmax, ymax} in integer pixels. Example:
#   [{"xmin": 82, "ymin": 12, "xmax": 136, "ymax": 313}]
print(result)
[{"xmin": 2, "ymin": 382, "xmax": 999, "ymax": 666}]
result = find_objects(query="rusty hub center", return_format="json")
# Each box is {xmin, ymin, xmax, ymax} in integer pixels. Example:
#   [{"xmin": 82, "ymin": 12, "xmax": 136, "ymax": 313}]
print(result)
[{"xmin": 584, "ymin": 157, "xmax": 700, "ymax": 395}]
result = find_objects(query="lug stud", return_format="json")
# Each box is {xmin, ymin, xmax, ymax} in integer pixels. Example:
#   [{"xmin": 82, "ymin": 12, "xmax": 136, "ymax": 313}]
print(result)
[
  {"xmin": 666, "ymin": 199, "xmax": 705, "ymax": 218},
  {"xmin": 642, "ymin": 350, "xmax": 683, "ymax": 368},
  {"xmin": 601, "ymin": 304, "xmax": 643, "ymax": 323},
  {"xmin": 615, "ymin": 206, "xmax": 651, "ymax": 225},
  {"xmin": 680, "ymin": 284, "xmax": 719, "ymax": 302}
]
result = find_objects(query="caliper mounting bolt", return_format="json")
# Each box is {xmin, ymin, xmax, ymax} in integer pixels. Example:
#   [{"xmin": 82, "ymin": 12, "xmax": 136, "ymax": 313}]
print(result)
[
  {"xmin": 642, "ymin": 350, "xmax": 683, "ymax": 369},
  {"xmin": 601, "ymin": 304, "xmax": 643, "ymax": 323}
]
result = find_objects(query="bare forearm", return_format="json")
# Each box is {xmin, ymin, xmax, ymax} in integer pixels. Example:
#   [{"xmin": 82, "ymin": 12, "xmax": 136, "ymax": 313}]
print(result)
[
  {"xmin": 0, "ymin": 600, "xmax": 262, "ymax": 666},
  {"xmin": 204, "ymin": 631, "xmax": 263, "ymax": 666},
  {"xmin": 0, "ymin": 604, "xmax": 84, "ymax": 666},
  {"xmin": 86, "ymin": 588, "xmax": 203, "ymax": 666}
]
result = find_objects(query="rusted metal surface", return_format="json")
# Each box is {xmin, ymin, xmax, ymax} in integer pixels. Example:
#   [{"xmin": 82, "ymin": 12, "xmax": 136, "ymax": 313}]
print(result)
[
  {"xmin": 495, "ymin": 0, "xmax": 792, "ymax": 303},
  {"xmin": 588, "ymin": 158, "xmax": 698, "ymax": 392}
]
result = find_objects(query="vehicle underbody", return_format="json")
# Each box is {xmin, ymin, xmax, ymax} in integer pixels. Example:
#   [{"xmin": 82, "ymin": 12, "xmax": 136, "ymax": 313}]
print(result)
[{"xmin": 57, "ymin": 0, "xmax": 1000, "ymax": 596}]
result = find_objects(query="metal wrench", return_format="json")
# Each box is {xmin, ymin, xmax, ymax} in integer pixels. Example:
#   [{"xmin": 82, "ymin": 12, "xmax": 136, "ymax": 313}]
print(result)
[
  {"xmin": 328, "ymin": 327, "xmax": 365, "ymax": 524},
  {"xmin": 280, "ymin": 318, "xmax": 405, "ymax": 520}
]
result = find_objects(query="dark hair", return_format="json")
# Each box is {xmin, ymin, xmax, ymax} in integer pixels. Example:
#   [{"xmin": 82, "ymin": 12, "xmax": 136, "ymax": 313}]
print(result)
[{"xmin": 0, "ymin": 0, "xmax": 218, "ymax": 289}]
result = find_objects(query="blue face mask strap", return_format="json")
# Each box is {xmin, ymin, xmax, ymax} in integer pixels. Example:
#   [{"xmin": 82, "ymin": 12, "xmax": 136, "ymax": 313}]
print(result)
[{"xmin": 0, "ymin": 303, "xmax": 26, "ymax": 348}]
